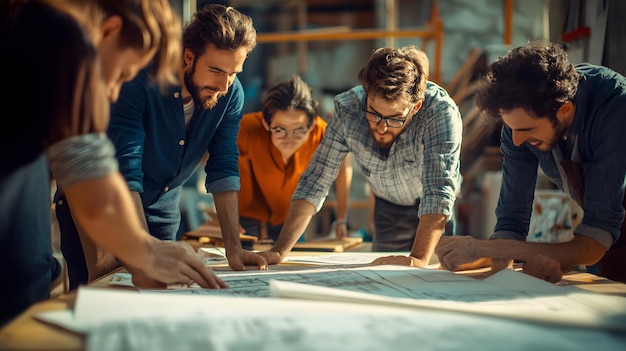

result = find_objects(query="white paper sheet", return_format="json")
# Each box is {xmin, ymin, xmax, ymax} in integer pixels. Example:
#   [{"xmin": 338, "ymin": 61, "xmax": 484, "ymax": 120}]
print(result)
[
  {"xmin": 283, "ymin": 251, "xmax": 412, "ymax": 265},
  {"xmin": 39, "ymin": 287, "xmax": 626, "ymax": 351},
  {"xmin": 98, "ymin": 264, "xmax": 626, "ymax": 332},
  {"xmin": 269, "ymin": 268, "xmax": 626, "ymax": 332}
]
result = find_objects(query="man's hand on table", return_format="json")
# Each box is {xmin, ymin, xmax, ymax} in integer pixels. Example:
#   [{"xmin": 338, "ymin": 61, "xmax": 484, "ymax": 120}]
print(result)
[
  {"xmin": 436, "ymin": 236, "xmax": 516, "ymax": 274},
  {"xmin": 435, "ymin": 235, "xmax": 492, "ymax": 271},
  {"xmin": 226, "ymin": 247, "xmax": 269, "ymax": 271},
  {"xmin": 256, "ymin": 250, "xmax": 283, "ymax": 265},
  {"xmin": 521, "ymin": 254, "xmax": 563, "ymax": 283}
]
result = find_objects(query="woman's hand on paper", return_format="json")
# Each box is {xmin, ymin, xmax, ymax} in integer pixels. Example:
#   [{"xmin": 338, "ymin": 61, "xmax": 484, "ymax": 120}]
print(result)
[
  {"xmin": 124, "ymin": 239, "xmax": 227, "ymax": 289},
  {"xmin": 130, "ymin": 274, "xmax": 167, "ymax": 289}
]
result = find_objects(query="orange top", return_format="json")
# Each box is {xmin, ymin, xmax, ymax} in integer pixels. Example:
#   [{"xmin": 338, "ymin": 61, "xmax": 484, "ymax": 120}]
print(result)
[{"xmin": 238, "ymin": 111, "xmax": 326, "ymax": 226}]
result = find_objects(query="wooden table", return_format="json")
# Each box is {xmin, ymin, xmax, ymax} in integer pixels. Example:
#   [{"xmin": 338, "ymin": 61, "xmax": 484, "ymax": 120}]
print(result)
[
  {"xmin": 1, "ymin": 255, "xmax": 625, "ymax": 351},
  {"xmin": 183, "ymin": 224, "xmax": 366, "ymax": 252}
]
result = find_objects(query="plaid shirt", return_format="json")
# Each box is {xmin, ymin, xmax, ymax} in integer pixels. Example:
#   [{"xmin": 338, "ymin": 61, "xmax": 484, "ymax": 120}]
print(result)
[{"xmin": 293, "ymin": 83, "xmax": 462, "ymax": 218}]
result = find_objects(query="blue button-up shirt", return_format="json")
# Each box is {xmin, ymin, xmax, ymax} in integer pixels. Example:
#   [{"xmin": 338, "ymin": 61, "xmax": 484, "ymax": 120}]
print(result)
[
  {"xmin": 493, "ymin": 64, "xmax": 626, "ymax": 249},
  {"xmin": 108, "ymin": 70, "xmax": 243, "ymax": 239},
  {"xmin": 293, "ymin": 83, "xmax": 462, "ymax": 219}
]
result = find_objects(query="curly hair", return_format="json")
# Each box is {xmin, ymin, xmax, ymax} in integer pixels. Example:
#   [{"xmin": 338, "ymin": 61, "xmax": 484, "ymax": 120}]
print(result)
[
  {"xmin": 474, "ymin": 40, "xmax": 579, "ymax": 124},
  {"xmin": 183, "ymin": 3, "xmax": 256, "ymax": 59},
  {"xmin": 262, "ymin": 75, "xmax": 319, "ymax": 127},
  {"xmin": 358, "ymin": 45, "xmax": 429, "ymax": 109}
]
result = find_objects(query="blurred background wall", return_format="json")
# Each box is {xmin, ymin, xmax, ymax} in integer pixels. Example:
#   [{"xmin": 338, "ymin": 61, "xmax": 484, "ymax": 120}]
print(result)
[{"xmin": 166, "ymin": 0, "xmax": 623, "ymax": 238}]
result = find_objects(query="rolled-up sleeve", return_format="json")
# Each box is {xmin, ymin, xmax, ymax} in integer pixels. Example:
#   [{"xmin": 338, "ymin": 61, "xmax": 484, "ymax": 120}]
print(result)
[
  {"xmin": 492, "ymin": 126, "xmax": 539, "ymax": 241},
  {"xmin": 293, "ymin": 107, "xmax": 350, "ymax": 211},
  {"xmin": 205, "ymin": 79, "xmax": 244, "ymax": 194},
  {"xmin": 418, "ymin": 94, "xmax": 463, "ymax": 219}
]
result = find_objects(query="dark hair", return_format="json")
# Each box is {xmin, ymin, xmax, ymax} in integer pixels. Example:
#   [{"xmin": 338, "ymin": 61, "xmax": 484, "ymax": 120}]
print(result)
[
  {"xmin": 262, "ymin": 75, "xmax": 319, "ymax": 127},
  {"xmin": 358, "ymin": 45, "xmax": 429, "ymax": 108},
  {"xmin": 183, "ymin": 3, "xmax": 256, "ymax": 59},
  {"xmin": 474, "ymin": 40, "xmax": 579, "ymax": 124}
]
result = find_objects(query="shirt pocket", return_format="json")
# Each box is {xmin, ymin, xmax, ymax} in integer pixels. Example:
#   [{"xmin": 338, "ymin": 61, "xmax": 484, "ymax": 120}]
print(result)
[{"xmin": 402, "ymin": 158, "xmax": 418, "ymax": 181}]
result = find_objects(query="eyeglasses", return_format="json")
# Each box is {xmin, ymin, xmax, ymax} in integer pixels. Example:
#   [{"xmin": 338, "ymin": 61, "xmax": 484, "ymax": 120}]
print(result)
[
  {"xmin": 269, "ymin": 126, "xmax": 310, "ymax": 139},
  {"xmin": 363, "ymin": 109, "xmax": 411, "ymax": 128}
]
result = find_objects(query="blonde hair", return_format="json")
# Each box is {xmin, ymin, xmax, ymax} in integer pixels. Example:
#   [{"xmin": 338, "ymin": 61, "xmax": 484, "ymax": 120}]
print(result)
[{"xmin": 43, "ymin": 0, "xmax": 182, "ymax": 86}]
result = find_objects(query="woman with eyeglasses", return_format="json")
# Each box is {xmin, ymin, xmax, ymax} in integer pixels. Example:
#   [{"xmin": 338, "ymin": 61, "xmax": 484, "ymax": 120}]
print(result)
[
  {"xmin": 257, "ymin": 46, "xmax": 462, "ymax": 268},
  {"xmin": 237, "ymin": 76, "xmax": 352, "ymax": 243}
]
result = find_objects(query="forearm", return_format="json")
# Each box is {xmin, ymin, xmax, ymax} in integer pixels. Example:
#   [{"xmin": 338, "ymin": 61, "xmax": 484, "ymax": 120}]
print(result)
[
  {"xmin": 272, "ymin": 199, "xmax": 317, "ymax": 257},
  {"xmin": 479, "ymin": 235, "xmax": 607, "ymax": 271},
  {"xmin": 410, "ymin": 213, "xmax": 447, "ymax": 265},
  {"xmin": 213, "ymin": 191, "xmax": 243, "ymax": 253},
  {"xmin": 334, "ymin": 154, "xmax": 353, "ymax": 222},
  {"xmin": 64, "ymin": 173, "xmax": 155, "ymax": 271},
  {"xmin": 129, "ymin": 191, "xmax": 149, "ymax": 232}
]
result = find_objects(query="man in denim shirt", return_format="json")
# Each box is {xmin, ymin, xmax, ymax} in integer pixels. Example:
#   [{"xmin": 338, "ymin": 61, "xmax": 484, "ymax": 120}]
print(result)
[
  {"xmin": 56, "ymin": 4, "xmax": 268, "ymax": 289},
  {"xmin": 259, "ymin": 46, "xmax": 462, "ymax": 268},
  {"xmin": 437, "ymin": 41, "xmax": 626, "ymax": 283}
]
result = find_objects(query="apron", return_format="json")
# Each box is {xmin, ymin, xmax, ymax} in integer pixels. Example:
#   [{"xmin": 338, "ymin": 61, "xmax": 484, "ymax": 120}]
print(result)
[{"xmin": 554, "ymin": 136, "xmax": 626, "ymax": 283}]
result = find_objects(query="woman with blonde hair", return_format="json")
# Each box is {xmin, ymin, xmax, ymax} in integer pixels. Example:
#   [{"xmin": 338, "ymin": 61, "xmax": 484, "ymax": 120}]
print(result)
[{"xmin": 0, "ymin": 0, "xmax": 225, "ymax": 326}]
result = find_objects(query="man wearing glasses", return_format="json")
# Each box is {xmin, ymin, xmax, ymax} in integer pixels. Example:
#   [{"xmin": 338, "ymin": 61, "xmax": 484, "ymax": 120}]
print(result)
[
  {"xmin": 237, "ymin": 76, "xmax": 352, "ymax": 243},
  {"xmin": 259, "ymin": 46, "xmax": 462, "ymax": 268}
]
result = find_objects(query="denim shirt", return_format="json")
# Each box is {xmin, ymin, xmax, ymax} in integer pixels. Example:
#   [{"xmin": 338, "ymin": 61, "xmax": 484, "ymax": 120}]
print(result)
[
  {"xmin": 108, "ymin": 70, "xmax": 243, "ymax": 238},
  {"xmin": 293, "ymin": 83, "xmax": 462, "ymax": 219},
  {"xmin": 493, "ymin": 64, "xmax": 626, "ymax": 249}
]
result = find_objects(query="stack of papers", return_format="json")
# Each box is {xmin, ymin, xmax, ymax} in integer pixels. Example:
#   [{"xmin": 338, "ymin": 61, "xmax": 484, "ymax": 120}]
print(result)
[{"xmin": 36, "ymin": 256, "xmax": 626, "ymax": 351}]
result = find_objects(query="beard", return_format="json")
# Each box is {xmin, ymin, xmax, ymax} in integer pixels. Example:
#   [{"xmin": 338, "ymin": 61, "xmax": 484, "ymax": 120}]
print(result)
[
  {"xmin": 368, "ymin": 127, "xmax": 395, "ymax": 148},
  {"xmin": 531, "ymin": 119, "xmax": 569, "ymax": 151},
  {"xmin": 183, "ymin": 64, "xmax": 223, "ymax": 110},
  {"xmin": 552, "ymin": 120, "xmax": 570, "ymax": 148}
]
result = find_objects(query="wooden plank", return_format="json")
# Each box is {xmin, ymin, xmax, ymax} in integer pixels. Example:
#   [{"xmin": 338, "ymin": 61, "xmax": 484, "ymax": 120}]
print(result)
[
  {"xmin": 183, "ymin": 225, "xmax": 258, "ymax": 243},
  {"xmin": 292, "ymin": 237, "xmax": 363, "ymax": 252},
  {"xmin": 257, "ymin": 27, "xmax": 436, "ymax": 43}
]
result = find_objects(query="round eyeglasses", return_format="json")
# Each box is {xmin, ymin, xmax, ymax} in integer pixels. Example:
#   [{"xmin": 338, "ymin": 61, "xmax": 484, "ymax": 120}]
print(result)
[
  {"xmin": 363, "ymin": 109, "xmax": 410, "ymax": 128},
  {"xmin": 270, "ymin": 126, "xmax": 310, "ymax": 139}
]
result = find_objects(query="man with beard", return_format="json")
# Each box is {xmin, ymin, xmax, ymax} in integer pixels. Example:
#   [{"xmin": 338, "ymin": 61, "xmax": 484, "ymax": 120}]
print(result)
[
  {"xmin": 56, "ymin": 4, "xmax": 267, "ymax": 289},
  {"xmin": 436, "ymin": 41, "xmax": 626, "ymax": 284},
  {"xmin": 257, "ymin": 46, "xmax": 462, "ymax": 268}
]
